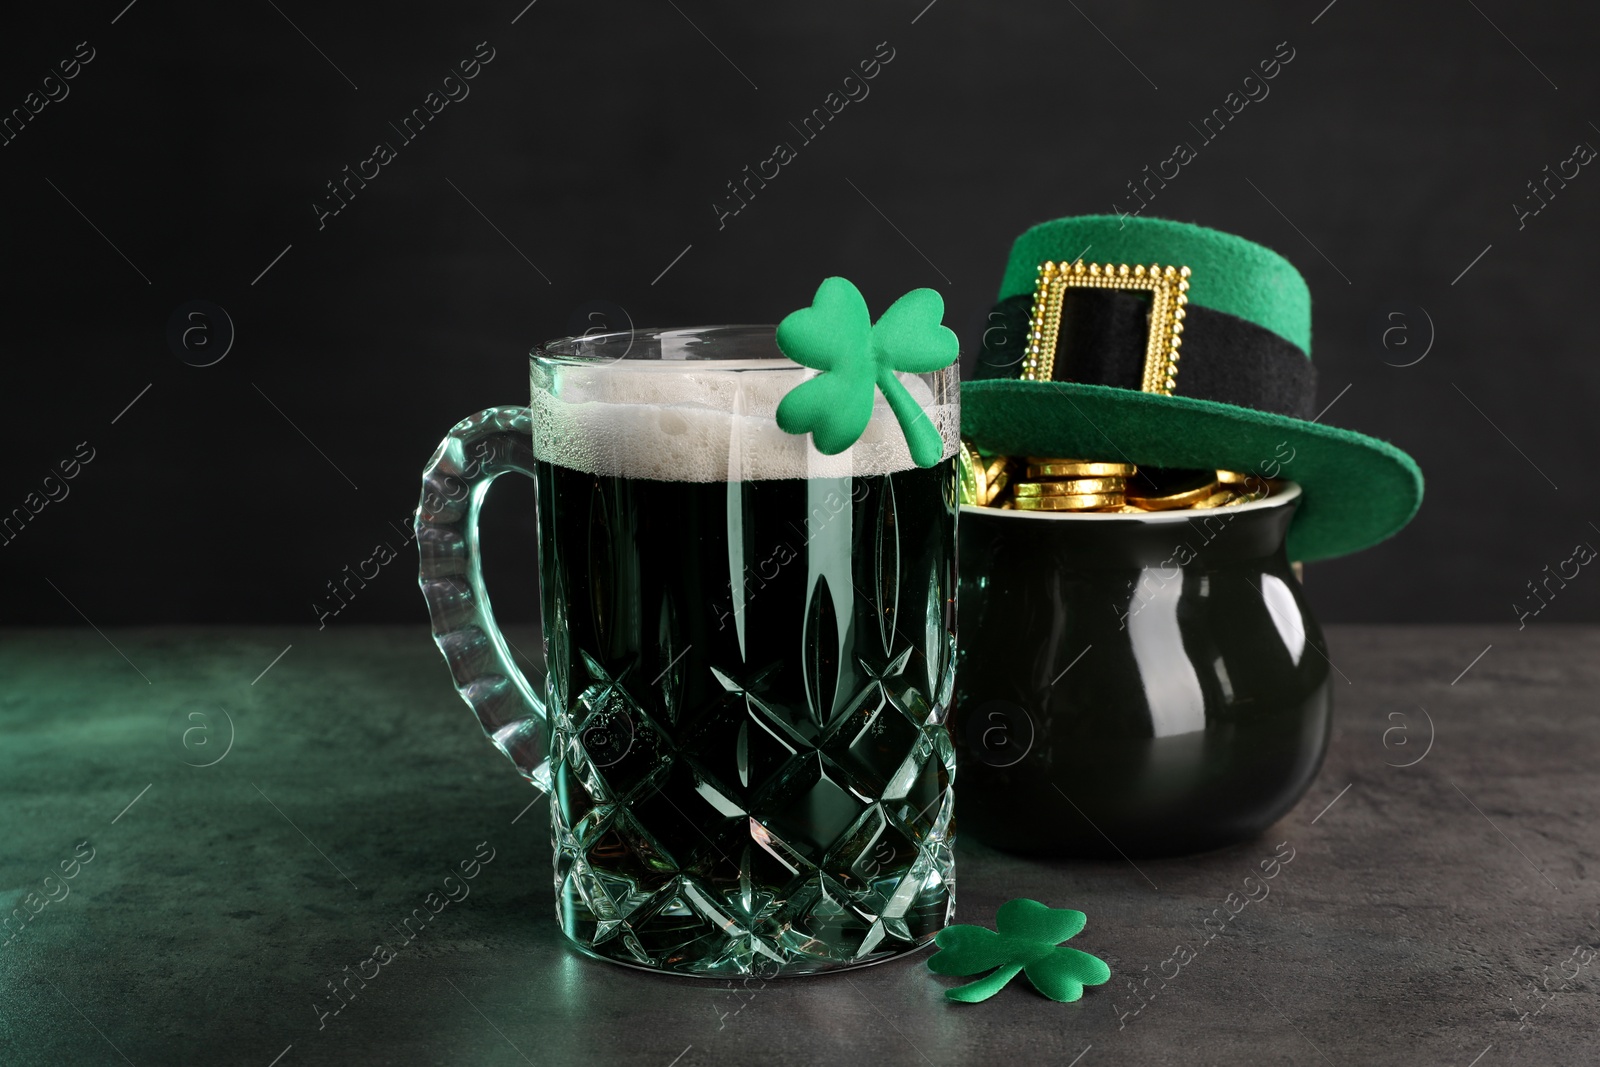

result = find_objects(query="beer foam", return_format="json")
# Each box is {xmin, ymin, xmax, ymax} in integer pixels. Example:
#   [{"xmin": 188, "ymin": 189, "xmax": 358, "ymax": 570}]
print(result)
[{"xmin": 529, "ymin": 359, "xmax": 959, "ymax": 481}]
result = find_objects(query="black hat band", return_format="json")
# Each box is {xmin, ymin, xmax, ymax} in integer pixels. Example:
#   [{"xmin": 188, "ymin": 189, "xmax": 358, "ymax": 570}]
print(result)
[{"xmin": 976, "ymin": 290, "xmax": 1318, "ymax": 421}]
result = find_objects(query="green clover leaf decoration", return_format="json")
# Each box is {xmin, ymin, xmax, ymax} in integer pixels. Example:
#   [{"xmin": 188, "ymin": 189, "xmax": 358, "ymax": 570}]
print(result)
[
  {"xmin": 774, "ymin": 277, "xmax": 959, "ymax": 467},
  {"xmin": 927, "ymin": 899, "xmax": 1112, "ymax": 1003}
]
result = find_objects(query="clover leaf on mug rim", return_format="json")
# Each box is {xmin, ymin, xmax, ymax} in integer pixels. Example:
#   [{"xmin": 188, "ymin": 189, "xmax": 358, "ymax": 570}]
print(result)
[{"xmin": 774, "ymin": 277, "xmax": 958, "ymax": 467}]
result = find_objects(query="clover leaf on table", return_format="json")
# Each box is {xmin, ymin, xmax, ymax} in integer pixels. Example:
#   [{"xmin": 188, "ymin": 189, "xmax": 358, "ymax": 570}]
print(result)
[
  {"xmin": 927, "ymin": 899, "xmax": 1112, "ymax": 1003},
  {"xmin": 774, "ymin": 277, "xmax": 959, "ymax": 467}
]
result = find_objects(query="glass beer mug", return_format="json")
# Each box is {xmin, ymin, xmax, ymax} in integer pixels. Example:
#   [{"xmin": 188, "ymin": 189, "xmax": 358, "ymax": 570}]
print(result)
[{"xmin": 415, "ymin": 326, "xmax": 959, "ymax": 977}]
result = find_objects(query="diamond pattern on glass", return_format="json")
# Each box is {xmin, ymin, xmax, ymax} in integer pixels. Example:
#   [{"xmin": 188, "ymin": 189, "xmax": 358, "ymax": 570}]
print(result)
[{"xmin": 542, "ymin": 460, "xmax": 958, "ymax": 976}]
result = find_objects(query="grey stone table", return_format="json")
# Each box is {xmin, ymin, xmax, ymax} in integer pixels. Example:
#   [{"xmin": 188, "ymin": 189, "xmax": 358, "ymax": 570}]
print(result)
[{"xmin": 2, "ymin": 625, "xmax": 1596, "ymax": 1066}]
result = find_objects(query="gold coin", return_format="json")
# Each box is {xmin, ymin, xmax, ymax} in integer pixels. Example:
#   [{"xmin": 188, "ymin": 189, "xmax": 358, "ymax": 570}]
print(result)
[
  {"xmin": 958, "ymin": 441, "xmax": 984, "ymax": 506},
  {"xmin": 1126, "ymin": 469, "xmax": 1218, "ymax": 510},
  {"xmin": 984, "ymin": 467, "xmax": 1011, "ymax": 505},
  {"xmin": 1012, "ymin": 492, "xmax": 1123, "ymax": 511},
  {"xmin": 1192, "ymin": 489, "xmax": 1238, "ymax": 509},
  {"xmin": 1027, "ymin": 461, "xmax": 1136, "ymax": 479},
  {"xmin": 1225, "ymin": 484, "xmax": 1270, "ymax": 506},
  {"xmin": 1014, "ymin": 477, "xmax": 1126, "ymax": 497},
  {"xmin": 1063, "ymin": 476, "xmax": 1125, "ymax": 494},
  {"xmin": 971, "ymin": 457, "xmax": 1276, "ymax": 512},
  {"xmin": 1129, "ymin": 485, "xmax": 1217, "ymax": 510}
]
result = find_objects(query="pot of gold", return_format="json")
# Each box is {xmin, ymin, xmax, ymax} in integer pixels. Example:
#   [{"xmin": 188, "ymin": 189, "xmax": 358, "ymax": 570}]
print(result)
[{"xmin": 955, "ymin": 216, "xmax": 1423, "ymax": 856}]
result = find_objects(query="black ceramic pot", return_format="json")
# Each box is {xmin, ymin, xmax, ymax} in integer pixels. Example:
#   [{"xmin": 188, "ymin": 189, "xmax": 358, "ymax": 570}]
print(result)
[{"xmin": 953, "ymin": 485, "xmax": 1330, "ymax": 858}]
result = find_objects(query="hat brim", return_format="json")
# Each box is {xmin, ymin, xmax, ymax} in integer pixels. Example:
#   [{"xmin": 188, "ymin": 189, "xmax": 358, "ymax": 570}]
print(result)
[{"xmin": 961, "ymin": 379, "xmax": 1423, "ymax": 562}]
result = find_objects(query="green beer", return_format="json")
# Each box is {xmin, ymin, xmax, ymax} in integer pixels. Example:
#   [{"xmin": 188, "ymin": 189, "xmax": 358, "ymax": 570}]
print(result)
[{"xmin": 528, "ymin": 332, "xmax": 958, "ymax": 975}]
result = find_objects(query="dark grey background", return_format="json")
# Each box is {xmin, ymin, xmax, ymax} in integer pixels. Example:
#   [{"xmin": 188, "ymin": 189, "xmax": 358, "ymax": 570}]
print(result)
[{"xmin": 1, "ymin": 0, "xmax": 1592, "ymax": 628}]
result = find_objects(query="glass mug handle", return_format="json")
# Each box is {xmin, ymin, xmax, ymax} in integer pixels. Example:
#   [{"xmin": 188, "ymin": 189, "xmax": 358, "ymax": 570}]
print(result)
[{"xmin": 415, "ymin": 406, "xmax": 550, "ymax": 791}]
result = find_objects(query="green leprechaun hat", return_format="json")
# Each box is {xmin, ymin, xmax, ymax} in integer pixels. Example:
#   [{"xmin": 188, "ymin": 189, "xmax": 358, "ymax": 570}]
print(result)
[{"xmin": 962, "ymin": 214, "xmax": 1423, "ymax": 562}]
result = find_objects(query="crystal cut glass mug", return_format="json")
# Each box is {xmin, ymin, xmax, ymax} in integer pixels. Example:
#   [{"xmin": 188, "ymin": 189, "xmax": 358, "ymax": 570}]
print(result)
[{"xmin": 415, "ymin": 326, "xmax": 960, "ymax": 977}]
